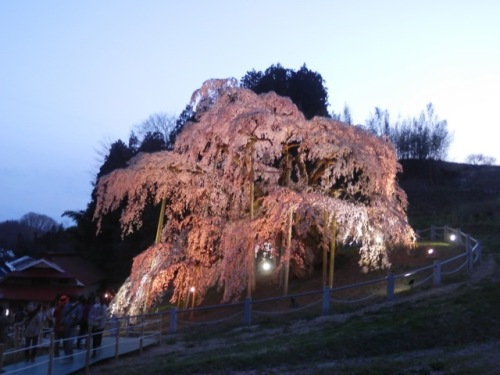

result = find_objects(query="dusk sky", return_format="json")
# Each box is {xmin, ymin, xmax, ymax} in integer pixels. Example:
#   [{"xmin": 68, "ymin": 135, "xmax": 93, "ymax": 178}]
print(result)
[{"xmin": 1, "ymin": 1, "xmax": 499, "ymax": 225}]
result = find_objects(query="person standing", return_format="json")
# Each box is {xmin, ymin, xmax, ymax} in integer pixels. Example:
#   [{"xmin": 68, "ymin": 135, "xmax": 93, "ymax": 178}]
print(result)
[
  {"xmin": 53, "ymin": 295, "xmax": 68, "ymax": 357},
  {"xmin": 61, "ymin": 295, "xmax": 83, "ymax": 363},
  {"xmin": 76, "ymin": 296, "xmax": 90, "ymax": 349},
  {"xmin": 23, "ymin": 302, "xmax": 43, "ymax": 362},
  {"xmin": 88, "ymin": 296, "xmax": 107, "ymax": 358}
]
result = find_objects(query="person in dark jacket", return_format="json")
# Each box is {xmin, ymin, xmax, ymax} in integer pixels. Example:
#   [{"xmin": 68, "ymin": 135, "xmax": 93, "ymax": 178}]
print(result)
[
  {"xmin": 23, "ymin": 302, "xmax": 43, "ymax": 362},
  {"xmin": 52, "ymin": 295, "xmax": 68, "ymax": 357},
  {"xmin": 76, "ymin": 296, "xmax": 90, "ymax": 349},
  {"xmin": 61, "ymin": 295, "xmax": 83, "ymax": 363},
  {"xmin": 88, "ymin": 296, "xmax": 108, "ymax": 357}
]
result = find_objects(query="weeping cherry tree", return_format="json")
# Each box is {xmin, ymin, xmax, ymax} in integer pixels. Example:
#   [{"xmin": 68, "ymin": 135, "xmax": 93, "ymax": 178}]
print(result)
[{"xmin": 94, "ymin": 78, "xmax": 415, "ymax": 316}]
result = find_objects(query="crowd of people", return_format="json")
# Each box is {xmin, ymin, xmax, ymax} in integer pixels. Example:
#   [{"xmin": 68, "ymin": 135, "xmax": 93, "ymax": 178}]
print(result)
[{"xmin": 0, "ymin": 293, "xmax": 109, "ymax": 364}]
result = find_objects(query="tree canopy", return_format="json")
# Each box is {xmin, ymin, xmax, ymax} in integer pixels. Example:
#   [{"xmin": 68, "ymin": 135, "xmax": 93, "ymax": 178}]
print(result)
[
  {"xmin": 241, "ymin": 64, "xmax": 330, "ymax": 120},
  {"xmin": 94, "ymin": 79, "xmax": 415, "ymax": 316}
]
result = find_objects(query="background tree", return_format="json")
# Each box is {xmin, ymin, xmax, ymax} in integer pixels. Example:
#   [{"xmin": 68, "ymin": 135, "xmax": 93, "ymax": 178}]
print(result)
[
  {"xmin": 64, "ymin": 134, "xmax": 161, "ymax": 285},
  {"xmin": 331, "ymin": 104, "xmax": 353, "ymax": 125},
  {"xmin": 0, "ymin": 213, "xmax": 69, "ymax": 256},
  {"xmin": 97, "ymin": 140, "xmax": 135, "ymax": 178},
  {"xmin": 19, "ymin": 212, "xmax": 57, "ymax": 232},
  {"xmin": 366, "ymin": 107, "xmax": 391, "ymax": 137},
  {"xmin": 94, "ymin": 79, "xmax": 415, "ymax": 316},
  {"xmin": 137, "ymin": 131, "xmax": 167, "ymax": 153},
  {"xmin": 365, "ymin": 103, "xmax": 452, "ymax": 160},
  {"xmin": 130, "ymin": 113, "xmax": 176, "ymax": 150},
  {"xmin": 465, "ymin": 154, "xmax": 497, "ymax": 165},
  {"xmin": 165, "ymin": 104, "xmax": 195, "ymax": 150},
  {"xmin": 240, "ymin": 64, "xmax": 330, "ymax": 119}
]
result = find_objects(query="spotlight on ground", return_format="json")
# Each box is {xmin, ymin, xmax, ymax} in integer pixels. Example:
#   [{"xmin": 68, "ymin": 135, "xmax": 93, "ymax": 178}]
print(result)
[{"xmin": 261, "ymin": 260, "xmax": 271, "ymax": 271}]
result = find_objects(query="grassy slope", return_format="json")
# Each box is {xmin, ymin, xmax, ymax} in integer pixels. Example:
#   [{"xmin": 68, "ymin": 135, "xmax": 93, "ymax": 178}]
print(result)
[{"xmin": 86, "ymin": 160, "xmax": 500, "ymax": 375}]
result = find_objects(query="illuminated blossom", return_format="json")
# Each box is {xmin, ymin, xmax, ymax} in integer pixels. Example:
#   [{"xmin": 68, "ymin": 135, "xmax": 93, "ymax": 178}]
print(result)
[{"xmin": 94, "ymin": 79, "xmax": 415, "ymax": 316}]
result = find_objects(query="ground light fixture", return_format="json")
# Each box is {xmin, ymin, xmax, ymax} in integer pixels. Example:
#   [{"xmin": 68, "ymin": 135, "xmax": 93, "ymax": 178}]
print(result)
[
  {"xmin": 261, "ymin": 260, "xmax": 272, "ymax": 271},
  {"xmin": 428, "ymin": 248, "xmax": 434, "ymax": 255},
  {"xmin": 186, "ymin": 286, "xmax": 196, "ymax": 311}
]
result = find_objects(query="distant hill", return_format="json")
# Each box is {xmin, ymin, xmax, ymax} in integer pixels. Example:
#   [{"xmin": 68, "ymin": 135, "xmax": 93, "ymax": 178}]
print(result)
[
  {"xmin": 399, "ymin": 159, "xmax": 500, "ymax": 237},
  {"xmin": 0, "ymin": 220, "xmax": 39, "ymax": 250},
  {"xmin": 0, "ymin": 220, "xmax": 70, "ymax": 255}
]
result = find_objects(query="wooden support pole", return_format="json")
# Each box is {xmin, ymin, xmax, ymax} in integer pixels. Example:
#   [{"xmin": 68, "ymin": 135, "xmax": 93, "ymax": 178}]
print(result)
[
  {"xmin": 322, "ymin": 210, "xmax": 328, "ymax": 286},
  {"xmin": 155, "ymin": 197, "xmax": 166, "ymax": 244},
  {"xmin": 328, "ymin": 218, "xmax": 336, "ymax": 288},
  {"xmin": 247, "ymin": 139, "xmax": 256, "ymax": 297},
  {"xmin": 283, "ymin": 207, "xmax": 293, "ymax": 296}
]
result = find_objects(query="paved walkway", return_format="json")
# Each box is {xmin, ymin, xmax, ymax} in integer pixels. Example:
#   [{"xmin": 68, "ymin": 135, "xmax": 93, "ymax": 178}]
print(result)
[{"xmin": 2, "ymin": 335, "xmax": 158, "ymax": 375}]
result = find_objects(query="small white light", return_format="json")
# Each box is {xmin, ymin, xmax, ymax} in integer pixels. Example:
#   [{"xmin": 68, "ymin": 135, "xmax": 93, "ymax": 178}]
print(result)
[
  {"xmin": 449, "ymin": 234, "xmax": 456, "ymax": 241},
  {"xmin": 262, "ymin": 261, "xmax": 271, "ymax": 271},
  {"xmin": 404, "ymin": 273, "xmax": 412, "ymax": 277},
  {"xmin": 5, "ymin": 308, "xmax": 9, "ymax": 316},
  {"xmin": 190, "ymin": 286, "xmax": 195, "ymax": 293},
  {"xmin": 428, "ymin": 248, "xmax": 434, "ymax": 255}
]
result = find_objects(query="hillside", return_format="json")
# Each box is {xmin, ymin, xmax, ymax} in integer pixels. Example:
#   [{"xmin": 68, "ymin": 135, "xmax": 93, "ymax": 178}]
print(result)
[
  {"xmin": 399, "ymin": 160, "xmax": 500, "ymax": 248},
  {"xmin": 80, "ymin": 160, "xmax": 500, "ymax": 374}
]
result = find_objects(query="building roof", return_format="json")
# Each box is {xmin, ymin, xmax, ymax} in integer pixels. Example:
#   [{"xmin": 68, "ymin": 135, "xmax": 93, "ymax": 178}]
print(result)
[
  {"xmin": 42, "ymin": 253, "xmax": 106, "ymax": 286},
  {"xmin": 5, "ymin": 255, "xmax": 35, "ymax": 271},
  {"xmin": 0, "ymin": 253, "xmax": 106, "ymax": 303}
]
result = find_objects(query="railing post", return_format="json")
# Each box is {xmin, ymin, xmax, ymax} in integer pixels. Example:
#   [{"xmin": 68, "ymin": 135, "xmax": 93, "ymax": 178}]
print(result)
[
  {"xmin": 443, "ymin": 225, "xmax": 449, "ymax": 241},
  {"xmin": 386, "ymin": 273, "xmax": 395, "ymax": 301},
  {"xmin": 433, "ymin": 260, "xmax": 442, "ymax": 286},
  {"xmin": 169, "ymin": 308, "xmax": 177, "ymax": 334},
  {"xmin": 244, "ymin": 297, "xmax": 252, "ymax": 326},
  {"xmin": 139, "ymin": 316, "xmax": 144, "ymax": 355},
  {"xmin": 158, "ymin": 312, "xmax": 163, "ymax": 345},
  {"xmin": 14, "ymin": 324, "xmax": 21, "ymax": 348},
  {"xmin": 430, "ymin": 225, "xmax": 436, "ymax": 241},
  {"xmin": 322, "ymin": 286, "xmax": 330, "ymax": 315},
  {"xmin": 0, "ymin": 344, "xmax": 4, "ymax": 374},
  {"xmin": 467, "ymin": 236, "xmax": 473, "ymax": 272},
  {"xmin": 47, "ymin": 331, "xmax": 55, "ymax": 375},
  {"xmin": 114, "ymin": 318, "xmax": 121, "ymax": 360},
  {"xmin": 85, "ymin": 328, "xmax": 91, "ymax": 372}
]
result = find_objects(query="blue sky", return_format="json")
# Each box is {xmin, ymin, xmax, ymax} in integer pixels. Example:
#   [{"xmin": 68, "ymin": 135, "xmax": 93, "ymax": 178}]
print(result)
[{"xmin": 1, "ymin": 1, "xmax": 499, "ymax": 224}]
